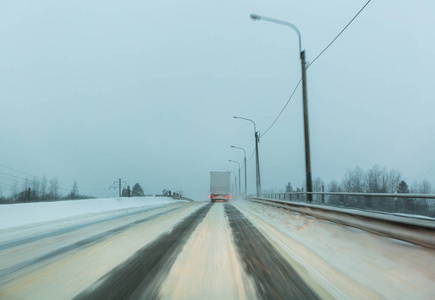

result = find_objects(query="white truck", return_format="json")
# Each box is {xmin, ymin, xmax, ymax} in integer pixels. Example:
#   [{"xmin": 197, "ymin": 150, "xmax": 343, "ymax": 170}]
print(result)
[{"xmin": 209, "ymin": 171, "xmax": 231, "ymax": 202}]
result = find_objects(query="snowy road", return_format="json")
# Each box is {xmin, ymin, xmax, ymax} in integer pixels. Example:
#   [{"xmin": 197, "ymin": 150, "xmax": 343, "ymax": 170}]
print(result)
[{"xmin": 0, "ymin": 199, "xmax": 434, "ymax": 299}]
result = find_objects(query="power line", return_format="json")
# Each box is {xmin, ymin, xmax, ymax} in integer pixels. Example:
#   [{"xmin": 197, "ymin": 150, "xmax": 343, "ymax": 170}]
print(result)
[
  {"xmin": 308, "ymin": 0, "xmax": 373, "ymax": 68},
  {"xmin": 247, "ymin": 148, "xmax": 256, "ymax": 162},
  {"xmin": 420, "ymin": 161, "xmax": 435, "ymax": 179},
  {"xmin": 0, "ymin": 164, "xmax": 43, "ymax": 180},
  {"xmin": 0, "ymin": 174, "xmax": 27, "ymax": 184},
  {"xmin": 0, "ymin": 164, "xmax": 103, "ymax": 191},
  {"xmin": 0, "ymin": 171, "xmax": 41, "ymax": 183},
  {"xmin": 0, "ymin": 164, "xmax": 71, "ymax": 188},
  {"xmin": 258, "ymin": 1, "xmax": 372, "ymax": 138},
  {"xmin": 260, "ymin": 77, "xmax": 302, "ymax": 138},
  {"xmin": 0, "ymin": 171, "xmax": 22, "ymax": 180},
  {"xmin": 0, "ymin": 170, "xmax": 70, "ymax": 191},
  {"xmin": 0, "ymin": 182, "xmax": 14, "ymax": 189},
  {"xmin": 0, "ymin": 164, "xmax": 35, "ymax": 176}
]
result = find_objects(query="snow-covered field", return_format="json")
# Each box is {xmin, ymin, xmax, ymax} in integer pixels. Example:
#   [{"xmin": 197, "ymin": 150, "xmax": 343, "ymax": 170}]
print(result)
[{"xmin": 0, "ymin": 197, "xmax": 186, "ymax": 229}]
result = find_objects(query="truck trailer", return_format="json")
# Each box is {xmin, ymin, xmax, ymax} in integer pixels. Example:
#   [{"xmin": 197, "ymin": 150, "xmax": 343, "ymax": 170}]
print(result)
[{"xmin": 209, "ymin": 171, "xmax": 231, "ymax": 202}]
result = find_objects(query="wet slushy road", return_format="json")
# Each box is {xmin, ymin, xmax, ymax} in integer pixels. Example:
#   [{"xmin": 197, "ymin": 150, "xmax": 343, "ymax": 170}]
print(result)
[{"xmin": 0, "ymin": 201, "xmax": 319, "ymax": 299}]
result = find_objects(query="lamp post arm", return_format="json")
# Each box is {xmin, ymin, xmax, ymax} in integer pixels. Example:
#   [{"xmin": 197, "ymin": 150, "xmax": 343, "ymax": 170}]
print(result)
[
  {"xmin": 233, "ymin": 116, "xmax": 257, "ymax": 133},
  {"xmin": 250, "ymin": 14, "xmax": 302, "ymax": 54},
  {"xmin": 231, "ymin": 146, "xmax": 246, "ymax": 157},
  {"xmin": 229, "ymin": 160, "xmax": 240, "ymax": 168}
]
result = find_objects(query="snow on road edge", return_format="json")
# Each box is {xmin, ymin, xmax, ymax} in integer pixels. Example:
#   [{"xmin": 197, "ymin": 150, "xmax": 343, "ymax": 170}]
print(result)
[
  {"xmin": 0, "ymin": 197, "xmax": 185, "ymax": 229},
  {"xmin": 233, "ymin": 199, "xmax": 435, "ymax": 300}
]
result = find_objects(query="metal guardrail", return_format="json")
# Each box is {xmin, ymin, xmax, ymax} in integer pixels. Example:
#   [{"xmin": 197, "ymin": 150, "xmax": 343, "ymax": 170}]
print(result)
[
  {"xmin": 249, "ymin": 197, "xmax": 435, "ymax": 249},
  {"xmin": 259, "ymin": 192, "xmax": 435, "ymax": 218}
]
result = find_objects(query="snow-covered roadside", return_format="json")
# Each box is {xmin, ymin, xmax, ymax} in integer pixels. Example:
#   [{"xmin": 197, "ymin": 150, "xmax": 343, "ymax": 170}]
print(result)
[
  {"xmin": 233, "ymin": 199, "xmax": 435, "ymax": 300},
  {"xmin": 0, "ymin": 197, "xmax": 185, "ymax": 230}
]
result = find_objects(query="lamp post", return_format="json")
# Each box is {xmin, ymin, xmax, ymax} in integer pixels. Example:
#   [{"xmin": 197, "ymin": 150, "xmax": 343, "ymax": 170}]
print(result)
[
  {"xmin": 228, "ymin": 160, "xmax": 241, "ymax": 196},
  {"xmin": 231, "ymin": 145, "xmax": 247, "ymax": 197},
  {"xmin": 233, "ymin": 116, "xmax": 261, "ymax": 196},
  {"xmin": 250, "ymin": 14, "xmax": 312, "ymax": 201},
  {"xmin": 226, "ymin": 170, "xmax": 237, "ymax": 196}
]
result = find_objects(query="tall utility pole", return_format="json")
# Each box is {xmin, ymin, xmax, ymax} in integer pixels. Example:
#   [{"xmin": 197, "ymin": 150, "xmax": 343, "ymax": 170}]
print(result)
[
  {"xmin": 300, "ymin": 50, "xmax": 312, "ymax": 201},
  {"xmin": 229, "ymin": 160, "xmax": 241, "ymax": 196},
  {"xmin": 255, "ymin": 132, "xmax": 261, "ymax": 196},
  {"xmin": 232, "ymin": 145, "xmax": 247, "ymax": 197},
  {"xmin": 233, "ymin": 116, "xmax": 261, "ymax": 196},
  {"xmin": 227, "ymin": 170, "xmax": 237, "ymax": 195},
  {"xmin": 235, "ymin": 176, "xmax": 237, "ymax": 195},
  {"xmin": 238, "ymin": 166, "xmax": 241, "ymax": 195},
  {"xmin": 243, "ymin": 155, "xmax": 247, "ymax": 196},
  {"xmin": 250, "ymin": 14, "xmax": 312, "ymax": 201},
  {"xmin": 110, "ymin": 178, "xmax": 127, "ymax": 197},
  {"xmin": 119, "ymin": 178, "xmax": 121, "ymax": 197}
]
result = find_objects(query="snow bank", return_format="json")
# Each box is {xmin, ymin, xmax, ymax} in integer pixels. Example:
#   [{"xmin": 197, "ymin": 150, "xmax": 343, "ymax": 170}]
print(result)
[{"xmin": 0, "ymin": 197, "xmax": 182, "ymax": 230}]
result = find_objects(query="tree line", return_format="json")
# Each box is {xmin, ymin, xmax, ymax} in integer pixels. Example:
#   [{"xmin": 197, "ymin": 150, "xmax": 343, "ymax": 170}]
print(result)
[
  {"xmin": 121, "ymin": 183, "xmax": 147, "ymax": 197},
  {"xmin": 282, "ymin": 164, "xmax": 433, "ymax": 194},
  {"xmin": 0, "ymin": 176, "xmax": 91, "ymax": 204}
]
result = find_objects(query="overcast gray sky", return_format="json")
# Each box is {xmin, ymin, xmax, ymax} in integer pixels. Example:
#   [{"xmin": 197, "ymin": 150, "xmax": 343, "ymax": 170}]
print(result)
[{"xmin": 1, "ymin": 0, "xmax": 434, "ymax": 200}]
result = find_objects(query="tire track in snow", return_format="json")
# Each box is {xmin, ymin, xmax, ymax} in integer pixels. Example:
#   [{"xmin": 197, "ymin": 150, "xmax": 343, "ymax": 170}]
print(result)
[
  {"xmin": 0, "ymin": 205, "xmax": 171, "ymax": 251},
  {"xmin": 0, "ymin": 205, "xmax": 182, "ymax": 279},
  {"xmin": 74, "ymin": 203, "xmax": 214, "ymax": 300},
  {"xmin": 224, "ymin": 203, "xmax": 319, "ymax": 300}
]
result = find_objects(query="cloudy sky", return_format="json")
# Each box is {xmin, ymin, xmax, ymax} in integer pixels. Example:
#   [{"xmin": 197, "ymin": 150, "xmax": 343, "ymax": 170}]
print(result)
[{"xmin": 1, "ymin": 0, "xmax": 434, "ymax": 200}]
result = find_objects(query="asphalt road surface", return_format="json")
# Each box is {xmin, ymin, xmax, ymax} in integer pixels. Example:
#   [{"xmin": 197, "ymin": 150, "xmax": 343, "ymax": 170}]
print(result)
[{"xmin": 0, "ymin": 201, "xmax": 319, "ymax": 299}]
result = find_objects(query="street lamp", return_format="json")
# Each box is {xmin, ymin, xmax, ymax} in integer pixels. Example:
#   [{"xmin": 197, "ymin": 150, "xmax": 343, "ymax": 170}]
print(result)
[
  {"xmin": 250, "ymin": 14, "xmax": 313, "ymax": 201},
  {"xmin": 226, "ymin": 169, "xmax": 238, "ymax": 196},
  {"xmin": 233, "ymin": 116, "xmax": 261, "ymax": 196},
  {"xmin": 228, "ymin": 160, "xmax": 241, "ymax": 196},
  {"xmin": 231, "ymin": 145, "xmax": 247, "ymax": 197}
]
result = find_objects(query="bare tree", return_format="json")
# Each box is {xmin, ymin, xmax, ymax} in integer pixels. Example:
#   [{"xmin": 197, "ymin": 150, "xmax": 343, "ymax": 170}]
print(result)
[
  {"xmin": 312, "ymin": 177, "xmax": 325, "ymax": 192},
  {"xmin": 31, "ymin": 177, "xmax": 40, "ymax": 201},
  {"xmin": 41, "ymin": 175, "xmax": 48, "ymax": 200},
  {"xmin": 375, "ymin": 166, "xmax": 401, "ymax": 193},
  {"xmin": 366, "ymin": 165, "xmax": 383, "ymax": 193},
  {"xmin": 341, "ymin": 171, "xmax": 352, "ymax": 192},
  {"xmin": 409, "ymin": 181, "xmax": 419, "ymax": 194},
  {"xmin": 419, "ymin": 180, "xmax": 432, "ymax": 194},
  {"xmin": 342, "ymin": 166, "xmax": 366, "ymax": 192},
  {"xmin": 10, "ymin": 179, "xmax": 18, "ymax": 202},
  {"xmin": 327, "ymin": 180, "xmax": 342, "ymax": 192},
  {"xmin": 17, "ymin": 177, "xmax": 31, "ymax": 202},
  {"xmin": 327, "ymin": 179, "xmax": 342, "ymax": 205},
  {"xmin": 69, "ymin": 181, "xmax": 79, "ymax": 199},
  {"xmin": 379, "ymin": 166, "xmax": 390, "ymax": 193},
  {"xmin": 49, "ymin": 177, "xmax": 60, "ymax": 200},
  {"xmin": 388, "ymin": 169, "xmax": 402, "ymax": 193}
]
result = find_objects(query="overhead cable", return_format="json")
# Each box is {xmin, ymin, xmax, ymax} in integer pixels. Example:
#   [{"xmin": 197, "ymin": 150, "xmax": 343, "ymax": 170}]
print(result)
[
  {"xmin": 259, "ymin": 0, "xmax": 373, "ymax": 137},
  {"xmin": 260, "ymin": 77, "xmax": 302, "ymax": 138},
  {"xmin": 308, "ymin": 0, "xmax": 373, "ymax": 68}
]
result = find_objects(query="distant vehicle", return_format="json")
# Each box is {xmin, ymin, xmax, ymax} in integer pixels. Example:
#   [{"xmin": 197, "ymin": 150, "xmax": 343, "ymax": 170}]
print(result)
[{"xmin": 209, "ymin": 171, "xmax": 231, "ymax": 202}]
